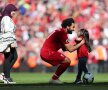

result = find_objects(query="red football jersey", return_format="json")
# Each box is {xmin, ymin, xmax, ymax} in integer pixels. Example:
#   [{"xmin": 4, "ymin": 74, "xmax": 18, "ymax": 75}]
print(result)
[
  {"xmin": 77, "ymin": 36, "xmax": 89, "ymax": 58},
  {"xmin": 40, "ymin": 28, "xmax": 69, "ymax": 55}
]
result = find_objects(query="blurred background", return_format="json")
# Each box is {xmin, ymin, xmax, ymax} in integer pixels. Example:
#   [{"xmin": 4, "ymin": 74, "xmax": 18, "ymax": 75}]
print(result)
[{"xmin": 0, "ymin": 0, "xmax": 108, "ymax": 74}]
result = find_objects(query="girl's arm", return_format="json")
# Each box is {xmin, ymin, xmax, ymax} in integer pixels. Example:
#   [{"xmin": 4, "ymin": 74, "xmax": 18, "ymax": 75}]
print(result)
[{"xmin": 75, "ymin": 37, "xmax": 83, "ymax": 43}]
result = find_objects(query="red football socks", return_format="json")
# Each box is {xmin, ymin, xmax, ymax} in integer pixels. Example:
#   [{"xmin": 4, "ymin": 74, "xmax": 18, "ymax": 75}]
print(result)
[{"xmin": 52, "ymin": 62, "xmax": 70, "ymax": 80}]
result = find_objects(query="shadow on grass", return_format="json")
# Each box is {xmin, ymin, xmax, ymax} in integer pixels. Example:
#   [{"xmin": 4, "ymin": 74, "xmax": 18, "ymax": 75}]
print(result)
[{"xmin": 0, "ymin": 82, "xmax": 108, "ymax": 86}]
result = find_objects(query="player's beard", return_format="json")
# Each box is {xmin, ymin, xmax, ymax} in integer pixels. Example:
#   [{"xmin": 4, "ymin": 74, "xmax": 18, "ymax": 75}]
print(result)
[{"xmin": 67, "ymin": 29, "xmax": 73, "ymax": 34}]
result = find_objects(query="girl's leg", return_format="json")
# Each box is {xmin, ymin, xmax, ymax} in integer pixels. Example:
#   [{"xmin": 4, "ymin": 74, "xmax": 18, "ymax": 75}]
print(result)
[
  {"xmin": 81, "ymin": 57, "xmax": 88, "ymax": 73},
  {"xmin": 10, "ymin": 48, "xmax": 18, "ymax": 70},
  {"xmin": 3, "ymin": 52, "xmax": 13, "ymax": 78},
  {"xmin": 76, "ymin": 60, "xmax": 83, "ymax": 80}
]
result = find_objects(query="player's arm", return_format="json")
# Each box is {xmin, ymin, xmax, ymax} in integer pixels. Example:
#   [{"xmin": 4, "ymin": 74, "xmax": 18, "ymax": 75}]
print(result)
[
  {"xmin": 61, "ymin": 45, "xmax": 67, "ymax": 51},
  {"xmin": 64, "ymin": 40, "xmax": 85, "ymax": 52},
  {"xmin": 58, "ymin": 31, "xmax": 84, "ymax": 52},
  {"xmin": 75, "ymin": 37, "xmax": 82, "ymax": 42}
]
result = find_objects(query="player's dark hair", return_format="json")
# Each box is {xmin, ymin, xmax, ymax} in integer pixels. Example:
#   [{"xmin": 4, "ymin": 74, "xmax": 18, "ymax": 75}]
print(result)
[
  {"xmin": 80, "ymin": 29, "xmax": 92, "ymax": 52},
  {"xmin": 61, "ymin": 18, "xmax": 75, "ymax": 28}
]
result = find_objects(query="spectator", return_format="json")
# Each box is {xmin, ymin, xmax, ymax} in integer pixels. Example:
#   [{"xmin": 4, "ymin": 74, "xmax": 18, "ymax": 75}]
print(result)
[{"xmin": 0, "ymin": 0, "xmax": 107, "ymax": 73}]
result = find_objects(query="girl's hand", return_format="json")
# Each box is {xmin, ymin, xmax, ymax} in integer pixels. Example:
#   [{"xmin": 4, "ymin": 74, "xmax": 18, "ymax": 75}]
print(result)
[
  {"xmin": 11, "ymin": 43, "xmax": 15, "ymax": 48},
  {"xmin": 76, "ymin": 37, "xmax": 82, "ymax": 41},
  {"xmin": 80, "ymin": 39, "xmax": 85, "ymax": 45},
  {"xmin": 5, "ymin": 47, "xmax": 10, "ymax": 52}
]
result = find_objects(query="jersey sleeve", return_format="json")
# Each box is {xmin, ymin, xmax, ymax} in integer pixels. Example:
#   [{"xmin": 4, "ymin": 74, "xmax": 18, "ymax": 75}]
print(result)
[{"xmin": 58, "ymin": 31, "xmax": 69, "ymax": 45}]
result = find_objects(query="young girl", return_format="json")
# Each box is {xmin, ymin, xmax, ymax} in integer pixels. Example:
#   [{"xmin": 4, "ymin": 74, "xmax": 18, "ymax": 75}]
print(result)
[
  {"xmin": 0, "ymin": 4, "xmax": 18, "ymax": 84},
  {"xmin": 74, "ymin": 28, "xmax": 92, "ymax": 84}
]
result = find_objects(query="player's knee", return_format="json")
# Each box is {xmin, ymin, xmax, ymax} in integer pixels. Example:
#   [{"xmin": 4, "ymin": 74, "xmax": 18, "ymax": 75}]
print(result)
[{"xmin": 63, "ymin": 57, "xmax": 71, "ymax": 64}]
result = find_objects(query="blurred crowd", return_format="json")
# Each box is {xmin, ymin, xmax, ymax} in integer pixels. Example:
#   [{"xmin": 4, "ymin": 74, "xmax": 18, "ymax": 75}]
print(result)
[{"xmin": 0, "ymin": 0, "xmax": 108, "ymax": 73}]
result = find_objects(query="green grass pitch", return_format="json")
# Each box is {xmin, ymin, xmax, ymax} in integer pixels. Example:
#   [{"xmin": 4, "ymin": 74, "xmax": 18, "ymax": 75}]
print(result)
[{"xmin": 0, "ymin": 73, "xmax": 108, "ymax": 90}]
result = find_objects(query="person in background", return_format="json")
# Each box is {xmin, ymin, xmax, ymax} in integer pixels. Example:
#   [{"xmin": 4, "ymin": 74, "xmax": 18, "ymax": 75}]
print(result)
[{"xmin": 0, "ymin": 4, "xmax": 18, "ymax": 84}]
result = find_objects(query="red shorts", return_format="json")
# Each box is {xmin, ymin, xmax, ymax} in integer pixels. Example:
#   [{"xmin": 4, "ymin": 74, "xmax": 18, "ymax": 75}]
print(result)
[{"xmin": 40, "ymin": 51, "xmax": 66, "ymax": 66}]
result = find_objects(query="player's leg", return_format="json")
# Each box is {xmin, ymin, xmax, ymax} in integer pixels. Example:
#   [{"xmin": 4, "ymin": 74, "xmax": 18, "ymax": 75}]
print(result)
[
  {"xmin": 50, "ymin": 52, "xmax": 70, "ymax": 83},
  {"xmin": 41, "ymin": 52, "xmax": 71, "ymax": 84},
  {"xmin": 52, "ymin": 57, "xmax": 71, "ymax": 80},
  {"xmin": 49, "ymin": 57, "xmax": 71, "ymax": 84}
]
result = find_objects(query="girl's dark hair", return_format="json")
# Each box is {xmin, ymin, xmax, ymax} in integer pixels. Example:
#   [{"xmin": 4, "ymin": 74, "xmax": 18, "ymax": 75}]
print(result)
[
  {"xmin": 0, "ymin": 4, "xmax": 18, "ymax": 22},
  {"xmin": 61, "ymin": 18, "xmax": 75, "ymax": 28},
  {"xmin": 80, "ymin": 29, "xmax": 92, "ymax": 52},
  {"xmin": 0, "ymin": 4, "xmax": 17, "ymax": 32}
]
